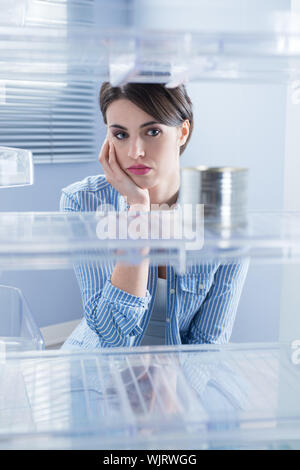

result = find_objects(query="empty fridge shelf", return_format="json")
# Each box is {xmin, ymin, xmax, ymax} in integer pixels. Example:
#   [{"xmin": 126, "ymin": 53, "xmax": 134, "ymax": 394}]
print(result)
[
  {"xmin": 0, "ymin": 342, "xmax": 299, "ymax": 449},
  {"xmin": 1, "ymin": 211, "xmax": 300, "ymax": 270}
]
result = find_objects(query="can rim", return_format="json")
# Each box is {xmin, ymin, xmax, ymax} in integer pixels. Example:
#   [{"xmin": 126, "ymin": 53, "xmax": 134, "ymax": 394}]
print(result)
[{"xmin": 181, "ymin": 166, "xmax": 248, "ymax": 173}]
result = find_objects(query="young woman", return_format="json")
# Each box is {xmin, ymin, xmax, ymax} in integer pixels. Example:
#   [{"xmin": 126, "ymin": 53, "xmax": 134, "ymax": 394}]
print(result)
[{"xmin": 60, "ymin": 82, "xmax": 249, "ymax": 350}]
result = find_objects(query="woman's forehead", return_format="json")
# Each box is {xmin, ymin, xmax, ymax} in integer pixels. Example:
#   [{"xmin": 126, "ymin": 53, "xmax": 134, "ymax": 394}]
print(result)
[{"xmin": 106, "ymin": 98, "xmax": 155, "ymax": 124}]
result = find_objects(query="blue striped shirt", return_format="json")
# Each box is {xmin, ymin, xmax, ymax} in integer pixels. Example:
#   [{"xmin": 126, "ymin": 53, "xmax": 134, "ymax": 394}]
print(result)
[{"xmin": 60, "ymin": 174, "xmax": 249, "ymax": 350}]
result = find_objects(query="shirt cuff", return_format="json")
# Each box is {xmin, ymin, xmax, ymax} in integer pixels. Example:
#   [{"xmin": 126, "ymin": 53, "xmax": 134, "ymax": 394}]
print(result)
[
  {"xmin": 101, "ymin": 279, "xmax": 152, "ymax": 336},
  {"xmin": 102, "ymin": 278, "xmax": 152, "ymax": 309}
]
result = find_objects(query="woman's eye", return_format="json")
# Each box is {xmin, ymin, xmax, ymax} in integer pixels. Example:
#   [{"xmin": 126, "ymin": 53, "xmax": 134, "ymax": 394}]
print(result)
[
  {"xmin": 147, "ymin": 129, "xmax": 161, "ymax": 137},
  {"xmin": 113, "ymin": 129, "xmax": 160, "ymax": 140},
  {"xmin": 114, "ymin": 132, "xmax": 127, "ymax": 140}
]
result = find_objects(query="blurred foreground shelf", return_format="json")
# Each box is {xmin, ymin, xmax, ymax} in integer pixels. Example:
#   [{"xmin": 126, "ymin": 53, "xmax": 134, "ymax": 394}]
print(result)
[
  {"xmin": 0, "ymin": 342, "xmax": 299, "ymax": 449},
  {"xmin": 1, "ymin": 1, "xmax": 300, "ymax": 85},
  {"xmin": 1, "ymin": 211, "xmax": 300, "ymax": 270}
]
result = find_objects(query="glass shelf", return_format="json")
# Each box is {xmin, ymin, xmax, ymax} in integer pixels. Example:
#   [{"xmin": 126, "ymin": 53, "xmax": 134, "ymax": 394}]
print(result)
[
  {"xmin": 0, "ymin": 146, "xmax": 33, "ymax": 188},
  {"xmin": 0, "ymin": 284, "xmax": 44, "ymax": 352},
  {"xmin": 0, "ymin": 342, "xmax": 299, "ymax": 449},
  {"xmin": 1, "ymin": 2, "xmax": 300, "ymax": 84},
  {"xmin": 1, "ymin": 211, "xmax": 300, "ymax": 271}
]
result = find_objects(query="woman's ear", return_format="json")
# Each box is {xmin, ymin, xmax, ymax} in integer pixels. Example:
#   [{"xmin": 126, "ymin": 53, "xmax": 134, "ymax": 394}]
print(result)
[{"xmin": 178, "ymin": 119, "xmax": 190, "ymax": 147}]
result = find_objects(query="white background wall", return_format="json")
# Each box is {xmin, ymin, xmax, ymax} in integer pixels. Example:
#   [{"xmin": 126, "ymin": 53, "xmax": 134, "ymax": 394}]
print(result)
[{"xmin": 185, "ymin": 81, "xmax": 286, "ymax": 342}]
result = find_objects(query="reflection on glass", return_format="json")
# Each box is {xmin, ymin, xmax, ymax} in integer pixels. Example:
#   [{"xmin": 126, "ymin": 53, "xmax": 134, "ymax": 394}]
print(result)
[
  {"xmin": 0, "ymin": 146, "xmax": 33, "ymax": 188},
  {"xmin": 1, "ymin": 344, "xmax": 300, "ymax": 449}
]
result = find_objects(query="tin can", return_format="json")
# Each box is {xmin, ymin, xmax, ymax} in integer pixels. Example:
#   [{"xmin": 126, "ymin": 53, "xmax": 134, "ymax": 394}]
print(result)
[{"xmin": 179, "ymin": 166, "xmax": 248, "ymax": 235}]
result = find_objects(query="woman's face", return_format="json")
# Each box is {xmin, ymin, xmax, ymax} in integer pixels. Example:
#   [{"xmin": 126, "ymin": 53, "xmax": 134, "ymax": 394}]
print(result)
[{"xmin": 105, "ymin": 98, "xmax": 185, "ymax": 189}]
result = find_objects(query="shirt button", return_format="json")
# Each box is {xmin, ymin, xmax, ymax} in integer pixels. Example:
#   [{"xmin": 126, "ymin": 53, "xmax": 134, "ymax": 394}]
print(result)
[
  {"xmin": 199, "ymin": 283, "xmax": 204, "ymax": 289},
  {"xmin": 170, "ymin": 288, "xmax": 175, "ymax": 294},
  {"xmin": 166, "ymin": 318, "xmax": 170, "ymax": 323}
]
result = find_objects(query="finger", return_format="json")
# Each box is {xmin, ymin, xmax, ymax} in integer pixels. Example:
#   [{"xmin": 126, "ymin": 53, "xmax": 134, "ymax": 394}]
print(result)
[
  {"xmin": 109, "ymin": 141, "xmax": 124, "ymax": 171},
  {"xmin": 108, "ymin": 139, "xmax": 116, "ymax": 164},
  {"xmin": 98, "ymin": 138, "xmax": 109, "ymax": 163},
  {"xmin": 108, "ymin": 141, "xmax": 125, "ymax": 180},
  {"xmin": 99, "ymin": 140, "xmax": 111, "ymax": 170},
  {"xmin": 99, "ymin": 137, "xmax": 108, "ymax": 156},
  {"xmin": 99, "ymin": 140, "xmax": 114, "ymax": 182},
  {"xmin": 101, "ymin": 158, "xmax": 114, "ymax": 182},
  {"xmin": 108, "ymin": 140, "xmax": 120, "ymax": 164},
  {"xmin": 99, "ymin": 140, "xmax": 109, "ymax": 164}
]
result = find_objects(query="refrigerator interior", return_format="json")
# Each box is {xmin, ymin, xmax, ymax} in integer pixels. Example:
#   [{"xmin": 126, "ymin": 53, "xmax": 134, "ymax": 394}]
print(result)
[{"xmin": 0, "ymin": 0, "xmax": 300, "ymax": 449}]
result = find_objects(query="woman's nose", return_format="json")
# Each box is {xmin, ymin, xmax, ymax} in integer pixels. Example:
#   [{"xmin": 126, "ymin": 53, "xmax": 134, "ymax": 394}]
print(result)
[{"xmin": 128, "ymin": 138, "xmax": 145, "ymax": 159}]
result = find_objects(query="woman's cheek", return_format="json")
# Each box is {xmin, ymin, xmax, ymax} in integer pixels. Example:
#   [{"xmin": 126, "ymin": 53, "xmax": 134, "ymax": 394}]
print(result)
[
  {"xmin": 149, "ymin": 140, "xmax": 166, "ymax": 154},
  {"xmin": 113, "ymin": 141, "xmax": 126, "ymax": 163}
]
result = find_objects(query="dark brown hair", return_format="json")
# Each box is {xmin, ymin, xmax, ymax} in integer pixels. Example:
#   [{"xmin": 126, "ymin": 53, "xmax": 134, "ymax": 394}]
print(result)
[{"xmin": 99, "ymin": 82, "xmax": 193, "ymax": 155}]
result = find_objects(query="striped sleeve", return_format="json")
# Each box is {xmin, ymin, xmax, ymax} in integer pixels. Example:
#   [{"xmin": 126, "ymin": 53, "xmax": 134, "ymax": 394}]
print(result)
[
  {"xmin": 186, "ymin": 258, "xmax": 250, "ymax": 345},
  {"xmin": 60, "ymin": 188, "xmax": 152, "ymax": 347}
]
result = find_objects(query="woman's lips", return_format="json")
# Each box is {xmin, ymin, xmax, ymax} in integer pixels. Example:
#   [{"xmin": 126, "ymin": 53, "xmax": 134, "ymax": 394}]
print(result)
[{"xmin": 128, "ymin": 167, "xmax": 151, "ymax": 175}]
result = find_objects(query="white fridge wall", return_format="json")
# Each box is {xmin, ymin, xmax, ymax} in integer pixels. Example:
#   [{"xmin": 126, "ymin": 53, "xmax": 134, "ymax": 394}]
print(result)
[
  {"xmin": 180, "ymin": 82, "xmax": 286, "ymax": 343},
  {"xmin": 280, "ymin": 0, "xmax": 300, "ymax": 343}
]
